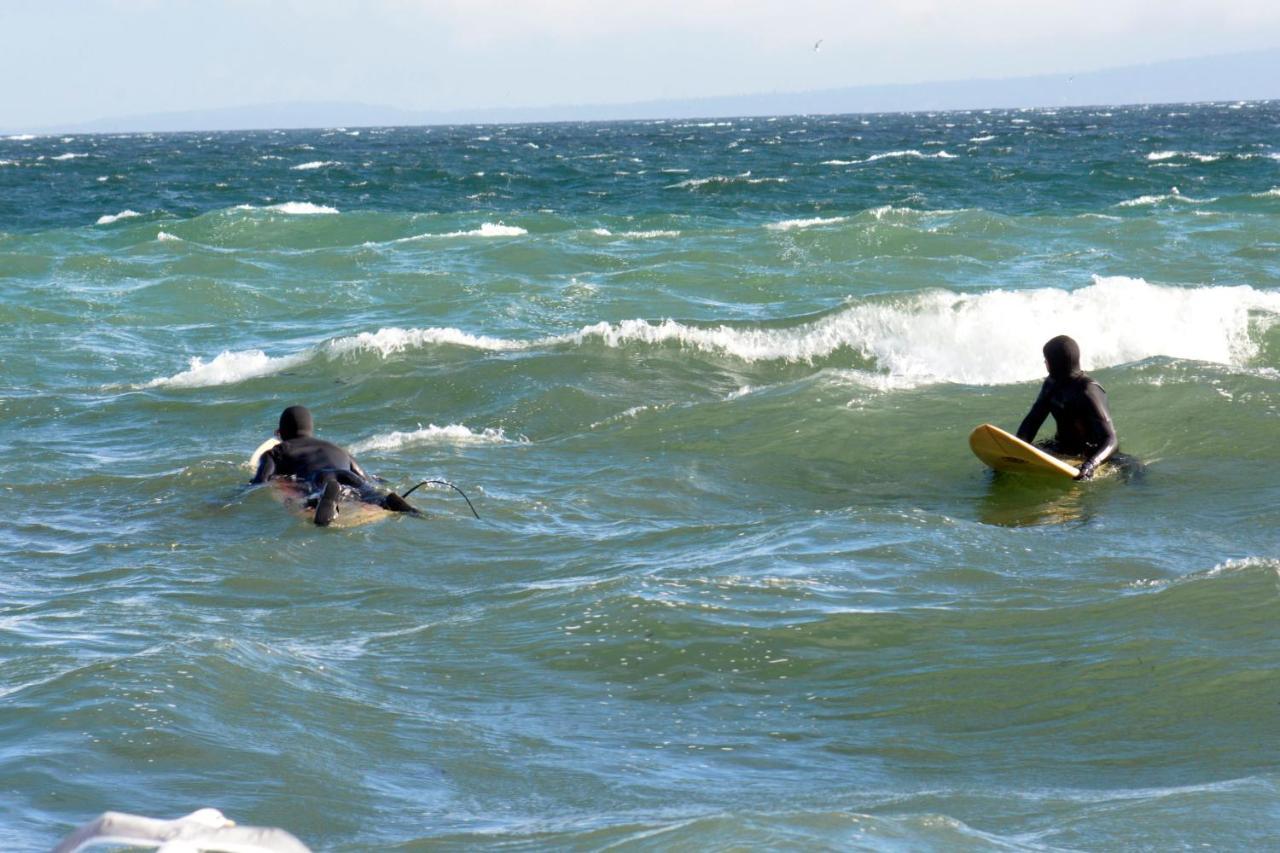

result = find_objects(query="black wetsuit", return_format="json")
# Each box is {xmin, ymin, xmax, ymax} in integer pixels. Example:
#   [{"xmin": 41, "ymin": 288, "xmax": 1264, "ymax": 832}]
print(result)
[
  {"xmin": 251, "ymin": 405, "xmax": 416, "ymax": 525},
  {"xmin": 1016, "ymin": 336, "xmax": 1118, "ymax": 479},
  {"xmin": 251, "ymin": 436, "xmax": 369, "ymax": 490}
]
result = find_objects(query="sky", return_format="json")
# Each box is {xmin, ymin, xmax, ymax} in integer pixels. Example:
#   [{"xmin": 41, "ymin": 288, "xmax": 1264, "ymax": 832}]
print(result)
[{"xmin": 3, "ymin": 0, "xmax": 1280, "ymax": 127}]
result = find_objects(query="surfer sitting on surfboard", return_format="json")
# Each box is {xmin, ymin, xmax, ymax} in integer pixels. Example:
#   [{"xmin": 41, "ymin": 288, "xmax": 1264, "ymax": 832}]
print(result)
[
  {"xmin": 251, "ymin": 405, "xmax": 418, "ymax": 526},
  {"xmin": 1016, "ymin": 335, "xmax": 1118, "ymax": 481}
]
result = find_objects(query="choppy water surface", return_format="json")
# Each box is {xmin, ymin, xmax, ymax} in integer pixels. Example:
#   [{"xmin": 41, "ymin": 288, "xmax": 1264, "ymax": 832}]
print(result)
[{"xmin": 3, "ymin": 103, "xmax": 1280, "ymax": 850}]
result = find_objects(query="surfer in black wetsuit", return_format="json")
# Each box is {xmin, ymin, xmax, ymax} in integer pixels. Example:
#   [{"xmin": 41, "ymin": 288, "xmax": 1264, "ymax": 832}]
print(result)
[
  {"xmin": 251, "ymin": 405, "xmax": 418, "ymax": 525},
  {"xmin": 1016, "ymin": 336, "xmax": 1119, "ymax": 481}
]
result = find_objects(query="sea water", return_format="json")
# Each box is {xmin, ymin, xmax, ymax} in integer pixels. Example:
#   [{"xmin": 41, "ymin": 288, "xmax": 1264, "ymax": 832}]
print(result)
[{"xmin": 2, "ymin": 103, "xmax": 1279, "ymax": 850}]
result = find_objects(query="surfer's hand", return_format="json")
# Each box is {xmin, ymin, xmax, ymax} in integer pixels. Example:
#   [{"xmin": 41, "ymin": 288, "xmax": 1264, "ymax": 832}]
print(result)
[{"xmin": 1074, "ymin": 461, "xmax": 1096, "ymax": 481}]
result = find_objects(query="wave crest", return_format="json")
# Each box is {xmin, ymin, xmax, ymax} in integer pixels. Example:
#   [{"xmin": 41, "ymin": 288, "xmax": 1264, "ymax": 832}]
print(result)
[
  {"xmin": 136, "ymin": 279, "xmax": 1280, "ymax": 390},
  {"xmin": 560, "ymin": 277, "xmax": 1280, "ymax": 384},
  {"xmin": 765, "ymin": 216, "xmax": 848, "ymax": 231},
  {"xmin": 350, "ymin": 425, "xmax": 523, "ymax": 453},
  {"xmin": 142, "ymin": 350, "xmax": 307, "ymax": 389},
  {"xmin": 96, "ymin": 209, "xmax": 142, "ymax": 225}
]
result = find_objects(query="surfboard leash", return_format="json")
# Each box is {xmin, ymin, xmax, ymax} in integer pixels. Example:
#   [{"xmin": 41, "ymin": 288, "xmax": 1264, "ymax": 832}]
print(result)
[{"xmin": 401, "ymin": 480, "xmax": 481, "ymax": 520}]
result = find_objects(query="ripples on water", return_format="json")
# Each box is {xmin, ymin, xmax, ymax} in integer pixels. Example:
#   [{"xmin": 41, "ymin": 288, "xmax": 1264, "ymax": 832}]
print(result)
[{"xmin": 2, "ymin": 103, "xmax": 1280, "ymax": 850}]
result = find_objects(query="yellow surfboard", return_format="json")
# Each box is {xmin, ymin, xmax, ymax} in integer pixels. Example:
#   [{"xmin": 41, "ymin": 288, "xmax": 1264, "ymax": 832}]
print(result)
[{"xmin": 969, "ymin": 423, "xmax": 1079, "ymax": 479}]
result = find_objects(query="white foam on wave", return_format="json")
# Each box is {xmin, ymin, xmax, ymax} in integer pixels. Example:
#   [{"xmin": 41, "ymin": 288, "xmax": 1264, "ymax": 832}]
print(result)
[
  {"xmin": 667, "ymin": 172, "xmax": 787, "ymax": 189},
  {"xmin": 561, "ymin": 277, "xmax": 1280, "ymax": 385},
  {"xmin": 142, "ymin": 350, "xmax": 307, "ymax": 389},
  {"xmin": 592, "ymin": 227, "xmax": 679, "ymax": 238},
  {"xmin": 621, "ymin": 229, "xmax": 680, "ymax": 238},
  {"xmin": 156, "ymin": 231, "xmax": 182, "ymax": 242},
  {"xmin": 52, "ymin": 152, "xmax": 88, "ymax": 161},
  {"xmin": 1147, "ymin": 150, "xmax": 1222, "ymax": 163},
  {"xmin": 865, "ymin": 149, "xmax": 949, "ymax": 163},
  {"xmin": 824, "ymin": 150, "xmax": 956, "ymax": 166},
  {"xmin": 5, "ymin": 133, "xmax": 36, "ymax": 140},
  {"xmin": 1130, "ymin": 557, "xmax": 1280, "ymax": 592},
  {"xmin": 379, "ymin": 222, "xmax": 528, "ymax": 243},
  {"xmin": 236, "ymin": 202, "xmax": 339, "ymax": 215},
  {"xmin": 139, "ymin": 279, "xmax": 1280, "ymax": 391},
  {"xmin": 138, "ymin": 326, "xmax": 526, "ymax": 389},
  {"xmin": 0, "ymin": 159, "xmax": 18, "ymax": 167},
  {"xmin": 350, "ymin": 424, "xmax": 522, "ymax": 454},
  {"xmin": 265, "ymin": 201, "xmax": 339, "ymax": 214},
  {"xmin": 96, "ymin": 209, "xmax": 142, "ymax": 225},
  {"xmin": 290, "ymin": 160, "xmax": 341, "ymax": 170},
  {"xmin": 324, "ymin": 326, "xmax": 526, "ymax": 357},
  {"xmin": 1116, "ymin": 188, "xmax": 1216, "ymax": 207},
  {"xmin": 765, "ymin": 216, "xmax": 848, "ymax": 231},
  {"xmin": 1252, "ymin": 188, "xmax": 1280, "ymax": 198},
  {"xmin": 443, "ymin": 222, "xmax": 527, "ymax": 238}
]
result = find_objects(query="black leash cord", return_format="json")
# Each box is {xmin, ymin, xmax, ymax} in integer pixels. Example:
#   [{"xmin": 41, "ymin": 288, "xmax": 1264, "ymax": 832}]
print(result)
[{"xmin": 401, "ymin": 480, "xmax": 481, "ymax": 519}]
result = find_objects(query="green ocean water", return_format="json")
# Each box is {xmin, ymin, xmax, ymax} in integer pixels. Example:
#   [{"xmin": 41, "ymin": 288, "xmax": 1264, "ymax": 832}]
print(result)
[{"xmin": 3, "ymin": 104, "xmax": 1280, "ymax": 850}]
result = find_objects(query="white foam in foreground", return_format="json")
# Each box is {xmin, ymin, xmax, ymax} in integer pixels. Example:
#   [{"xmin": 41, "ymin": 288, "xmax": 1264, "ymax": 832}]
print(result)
[{"xmin": 350, "ymin": 424, "xmax": 522, "ymax": 454}]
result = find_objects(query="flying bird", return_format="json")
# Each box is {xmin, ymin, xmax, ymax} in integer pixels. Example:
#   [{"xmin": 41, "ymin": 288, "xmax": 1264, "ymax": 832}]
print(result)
[{"xmin": 814, "ymin": 39, "xmax": 823, "ymax": 52}]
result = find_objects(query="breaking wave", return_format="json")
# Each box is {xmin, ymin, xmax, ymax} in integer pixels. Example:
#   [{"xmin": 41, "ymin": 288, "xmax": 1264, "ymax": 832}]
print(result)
[
  {"xmin": 350, "ymin": 425, "xmax": 524, "ymax": 453},
  {"xmin": 235, "ymin": 202, "xmax": 340, "ymax": 215},
  {"xmin": 765, "ymin": 216, "xmax": 848, "ymax": 231},
  {"xmin": 137, "ymin": 278, "xmax": 1280, "ymax": 389},
  {"xmin": 96, "ymin": 210, "xmax": 142, "ymax": 225}
]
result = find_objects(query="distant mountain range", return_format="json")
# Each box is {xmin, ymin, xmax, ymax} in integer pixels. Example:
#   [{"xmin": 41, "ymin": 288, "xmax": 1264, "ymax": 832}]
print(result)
[{"xmin": 17, "ymin": 48, "xmax": 1280, "ymax": 134}]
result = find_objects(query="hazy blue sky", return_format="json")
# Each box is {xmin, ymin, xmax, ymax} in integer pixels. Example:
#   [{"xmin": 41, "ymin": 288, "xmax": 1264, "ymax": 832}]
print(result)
[{"xmin": 4, "ymin": 0, "xmax": 1280, "ymax": 126}]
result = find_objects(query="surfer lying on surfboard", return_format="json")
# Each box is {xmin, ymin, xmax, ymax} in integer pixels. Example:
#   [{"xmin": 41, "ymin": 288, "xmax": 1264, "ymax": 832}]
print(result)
[
  {"xmin": 251, "ymin": 405, "xmax": 419, "ymax": 526},
  {"xmin": 1016, "ymin": 335, "xmax": 1118, "ymax": 481}
]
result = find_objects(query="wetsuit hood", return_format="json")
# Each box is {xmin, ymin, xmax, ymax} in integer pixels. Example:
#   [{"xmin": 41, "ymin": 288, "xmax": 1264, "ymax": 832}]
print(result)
[
  {"xmin": 278, "ymin": 405, "xmax": 314, "ymax": 440},
  {"xmin": 1043, "ymin": 335, "xmax": 1082, "ymax": 379}
]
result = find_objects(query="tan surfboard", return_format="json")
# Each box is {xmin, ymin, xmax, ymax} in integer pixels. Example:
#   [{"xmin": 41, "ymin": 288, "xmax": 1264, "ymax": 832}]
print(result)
[
  {"xmin": 969, "ymin": 423, "xmax": 1079, "ymax": 479},
  {"xmin": 248, "ymin": 436, "xmax": 390, "ymax": 527}
]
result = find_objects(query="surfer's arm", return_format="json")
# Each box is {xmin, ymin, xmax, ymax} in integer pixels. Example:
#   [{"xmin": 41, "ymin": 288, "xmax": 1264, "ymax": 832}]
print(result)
[
  {"xmin": 1077, "ymin": 383, "xmax": 1118, "ymax": 480},
  {"xmin": 1016, "ymin": 382, "xmax": 1051, "ymax": 443},
  {"xmin": 250, "ymin": 452, "xmax": 276, "ymax": 485}
]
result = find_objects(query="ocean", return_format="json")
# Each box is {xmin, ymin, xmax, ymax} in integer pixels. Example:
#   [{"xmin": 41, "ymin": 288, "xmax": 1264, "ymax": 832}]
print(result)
[{"xmin": 2, "ymin": 102, "xmax": 1279, "ymax": 850}]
